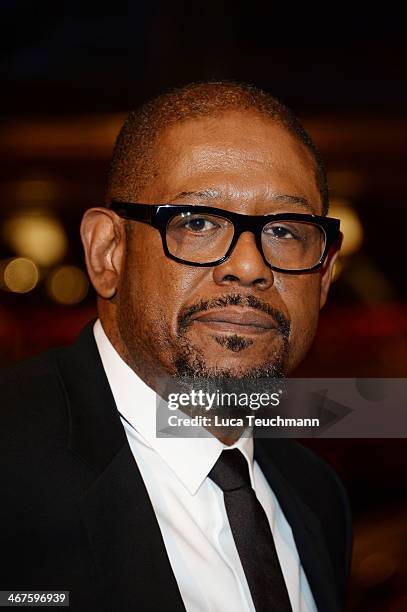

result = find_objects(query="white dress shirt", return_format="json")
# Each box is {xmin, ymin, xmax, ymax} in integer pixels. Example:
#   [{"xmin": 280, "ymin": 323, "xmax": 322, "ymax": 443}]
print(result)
[{"xmin": 93, "ymin": 319, "xmax": 317, "ymax": 612}]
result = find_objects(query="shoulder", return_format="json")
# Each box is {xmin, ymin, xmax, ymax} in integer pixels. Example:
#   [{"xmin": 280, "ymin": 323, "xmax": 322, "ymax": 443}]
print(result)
[
  {"xmin": 0, "ymin": 346, "xmax": 70, "ymax": 445},
  {"xmin": 261, "ymin": 438, "xmax": 349, "ymax": 509},
  {"xmin": 258, "ymin": 438, "xmax": 351, "ymax": 529}
]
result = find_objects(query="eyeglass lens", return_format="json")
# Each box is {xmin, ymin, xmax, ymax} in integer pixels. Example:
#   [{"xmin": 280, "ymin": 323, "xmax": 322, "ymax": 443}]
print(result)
[{"xmin": 166, "ymin": 211, "xmax": 326, "ymax": 270}]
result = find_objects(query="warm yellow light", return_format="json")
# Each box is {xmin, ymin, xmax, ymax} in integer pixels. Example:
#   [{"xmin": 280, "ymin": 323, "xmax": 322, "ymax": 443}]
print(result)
[
  {"xmin": 47, "ymin": 266, "xmax": 89, "ymax": 305},
  {"xmin": 3, "ymin": 257, "xmax": 39, "ymax": 293},
  {"xmin": 331, "ymin": 259, "xmax": 343, "ymax": 282},
  {"xmin": 3, "ymin": 212, "xmax": 68, "ymax": 267},
  {"xmin": 329, "ymin": 198, "xmax": 363, "ymax": 256}
]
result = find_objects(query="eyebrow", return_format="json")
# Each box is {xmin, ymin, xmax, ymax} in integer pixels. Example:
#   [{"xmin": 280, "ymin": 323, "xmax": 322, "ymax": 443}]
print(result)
[
  {"xmin": 172, "ymin": 189, "xmax": 314, "ymax": 212},
  {"xmin": 173, "ymin": 189, "xmax": 221, "ymax": 201}
]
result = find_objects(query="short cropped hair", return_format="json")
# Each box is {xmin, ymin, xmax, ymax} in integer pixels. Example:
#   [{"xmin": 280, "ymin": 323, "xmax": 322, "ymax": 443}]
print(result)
[{"xmin": 107, "ymin": 81, "xmax": 328, "ymax": 214}]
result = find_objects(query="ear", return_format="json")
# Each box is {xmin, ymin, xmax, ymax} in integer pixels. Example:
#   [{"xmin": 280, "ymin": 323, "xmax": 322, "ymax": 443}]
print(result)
[
  {"xmin": 319, "ymin": 232, "xmax": 343, "ymax": 309},
  {"xmin": 80, "ymin": 207, "xmax": 126, "ymax": 299}
]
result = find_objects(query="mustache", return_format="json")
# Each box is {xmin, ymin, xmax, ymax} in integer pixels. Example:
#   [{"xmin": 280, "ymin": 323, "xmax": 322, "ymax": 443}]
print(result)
[{"xmin": 177, "ymin": 294, "xmax": 291, "ymax": 338}]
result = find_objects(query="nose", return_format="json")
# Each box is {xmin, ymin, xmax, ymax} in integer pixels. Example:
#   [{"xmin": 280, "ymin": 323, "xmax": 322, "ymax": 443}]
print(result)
[{"xmin": 212, "ymin": 232, "xmax": 274, "ymax": 290}]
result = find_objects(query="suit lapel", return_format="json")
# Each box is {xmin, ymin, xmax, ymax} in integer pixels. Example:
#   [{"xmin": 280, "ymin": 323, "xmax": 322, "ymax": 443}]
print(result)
[
  {"xmin": 255, "ymin": 440, "xmax": 341, "ymax": 612},
  {"xmin": 57, "ymin": 322, "xmax": 341, "ymax": 611},
  {"xmin": 56, "ymin": 322, "xmax": 185, "ymax": 611},
  {"xmin": 78, "ymin": 444, "xmax": 186, "ymax": 611}
]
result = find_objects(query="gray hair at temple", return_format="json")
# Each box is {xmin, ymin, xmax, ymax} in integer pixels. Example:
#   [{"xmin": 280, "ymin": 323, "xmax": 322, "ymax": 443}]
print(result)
[{"xmin": 106, "ymin": 81, "xmax": 329, "ymax": 215}]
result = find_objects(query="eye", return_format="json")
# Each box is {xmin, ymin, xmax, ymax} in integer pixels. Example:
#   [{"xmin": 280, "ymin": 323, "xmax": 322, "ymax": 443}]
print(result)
[
  {"xmin": 180, "ymin": 216, "xmax": 218, "ymax": 232},
  {"xmin": 264, "ymin": 224, "xmax": 296, "ymax": 239}
]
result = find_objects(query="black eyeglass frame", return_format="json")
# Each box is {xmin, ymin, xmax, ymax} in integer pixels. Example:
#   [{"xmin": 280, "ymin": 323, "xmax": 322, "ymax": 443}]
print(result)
[{"xmin": 110, "ymin": 201, "xmax": 341, "ymax": 273}]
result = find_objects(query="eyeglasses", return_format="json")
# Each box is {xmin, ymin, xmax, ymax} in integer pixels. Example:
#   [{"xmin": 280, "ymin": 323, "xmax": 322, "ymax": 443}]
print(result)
[{"xmin": 110, "ymin": 201, "xmax": 340, "ymax": 273}]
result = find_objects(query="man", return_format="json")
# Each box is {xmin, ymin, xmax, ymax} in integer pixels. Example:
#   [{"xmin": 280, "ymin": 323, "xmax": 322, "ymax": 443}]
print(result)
[{"xmin": 0, "ymin": 82, "xmax": 351, "ymax": 611}]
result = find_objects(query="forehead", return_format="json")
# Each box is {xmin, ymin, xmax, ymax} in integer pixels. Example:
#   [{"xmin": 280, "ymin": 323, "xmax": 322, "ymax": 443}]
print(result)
[{"xmin": 143, "ymin": 110, "xmax": 322, "ymax": 213}]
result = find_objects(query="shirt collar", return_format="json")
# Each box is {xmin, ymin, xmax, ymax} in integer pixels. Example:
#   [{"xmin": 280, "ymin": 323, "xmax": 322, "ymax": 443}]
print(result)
[{"xmin": 93, "ymin": 318, "xmax": 254, "ymax": 495}]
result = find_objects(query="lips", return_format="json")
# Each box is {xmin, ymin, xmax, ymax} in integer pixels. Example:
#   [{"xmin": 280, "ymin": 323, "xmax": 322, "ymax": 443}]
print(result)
[{"xmin": 190, "ymin": 308, "xmax": 277, "ymax": 335}]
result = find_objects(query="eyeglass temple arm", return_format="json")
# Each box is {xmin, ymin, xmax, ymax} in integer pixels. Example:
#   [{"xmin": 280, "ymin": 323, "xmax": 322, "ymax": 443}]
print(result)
[{"xmin": 109, "ymin": 201, "xmax": 154, "ymax": 224}]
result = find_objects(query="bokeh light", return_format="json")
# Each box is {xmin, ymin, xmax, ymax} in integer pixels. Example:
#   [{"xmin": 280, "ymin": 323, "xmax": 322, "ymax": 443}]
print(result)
[
  {"xmin": 355, "ymin": 552, "xmax": 397, "ymax": 587},
  {"xmin": 47, "ymin": 265, "xmax": 89, "ymax": 305},
  {"xmin": 3, "ymin": 211, "xmax": 68, "ymax": 267},
  {"xmin": 3, "ymin": 257, "xmax": 39, "ymax": 293},
  {"xmin": 331, "ymin": 258, "xmax": 343, "ymax": 282},
  {"xmin": 329, "ymin": 198, "xmax": 364, "ymax": 257}
]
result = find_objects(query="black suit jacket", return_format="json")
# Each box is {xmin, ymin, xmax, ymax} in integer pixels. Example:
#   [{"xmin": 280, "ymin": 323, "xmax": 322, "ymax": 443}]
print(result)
[{"xmin": 0, "ymin": 321, "xmax": 352, "ymax": 611}]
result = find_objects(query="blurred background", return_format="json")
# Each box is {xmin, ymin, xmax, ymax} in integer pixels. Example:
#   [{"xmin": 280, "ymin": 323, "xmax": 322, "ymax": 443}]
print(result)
[{"xmin": 0, "ymin": 2, "xmax": 406, "ymax": 609}]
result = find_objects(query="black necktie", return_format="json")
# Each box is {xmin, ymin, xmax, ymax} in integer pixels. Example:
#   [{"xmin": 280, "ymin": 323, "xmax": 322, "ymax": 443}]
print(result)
[{"xmin": 208, "ymin": 449, "xmax": 293, "ymax": 612}]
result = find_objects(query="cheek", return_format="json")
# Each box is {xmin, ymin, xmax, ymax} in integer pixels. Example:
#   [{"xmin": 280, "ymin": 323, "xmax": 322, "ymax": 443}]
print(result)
[
  {"xmin": 274, "ymin": 273, "xmax": 322, "ymax": 369},
  {"xmin": 124, "ymin": 229, "xmax": 202, "ymax": 330}
]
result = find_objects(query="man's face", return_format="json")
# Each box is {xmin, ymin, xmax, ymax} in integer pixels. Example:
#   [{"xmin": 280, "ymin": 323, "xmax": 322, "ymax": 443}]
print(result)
[{"xmin": 111, "ymin": 111, "xmax": 336, "ymax": 379}]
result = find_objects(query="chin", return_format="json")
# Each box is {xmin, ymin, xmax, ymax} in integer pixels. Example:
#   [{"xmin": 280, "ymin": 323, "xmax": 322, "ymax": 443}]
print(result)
[
  {"xmin": 172, "ymin": 328, "xmax": 289, "ymax": 379},
  {"xmin": 174, "ymin": 354, "xmax": 287, "ymax": 380}
]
